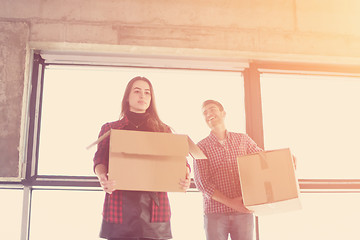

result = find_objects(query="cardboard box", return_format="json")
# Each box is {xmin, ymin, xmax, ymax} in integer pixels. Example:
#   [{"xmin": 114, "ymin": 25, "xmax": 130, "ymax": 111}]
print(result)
[
  {"xmin": 108, "ymin": 129, "xmax": 206, "ymax": 192},
  {"xmin": 237, "ymin": 148, "xmax": 301, "ymax": 215}
]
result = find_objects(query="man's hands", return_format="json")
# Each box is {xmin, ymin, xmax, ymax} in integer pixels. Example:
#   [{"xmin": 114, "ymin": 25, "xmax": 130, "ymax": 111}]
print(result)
[
  {"xmin": 292, "ymin": 154, "xmax": 297, "ymax": 169},
  {"xmin": 212, "ymin": 189, "xmax": 253, "ymax": 214},
  {"xmin": 227, "ymin": 197, "xmax": 253, "ymax": 213}
]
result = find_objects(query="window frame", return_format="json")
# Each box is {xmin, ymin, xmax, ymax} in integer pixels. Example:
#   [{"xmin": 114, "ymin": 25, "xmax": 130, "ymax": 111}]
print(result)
[
  {"xmin": 246, "ymin": 61, "xmax": 360, "ymax": 189},
  {"xmin": 24, "ymin": 50, "xmax": 249, "ymax": 186},
  {"xmin": 2, "ymin": 50, "xmax": 360, "ymax": 240},
  {"xmin": 19, "ymin": 50, "xmax": 249, "ymax": 240}
]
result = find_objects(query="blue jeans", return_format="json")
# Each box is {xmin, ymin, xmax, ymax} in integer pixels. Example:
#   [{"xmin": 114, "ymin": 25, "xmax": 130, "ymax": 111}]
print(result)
[
  {"xmin": 204, "ymin": 213, "xmax": 254, "ymax": 240},
  {"xmin": 108, "ymin": 238, "xmax": 166, "ymax": 240}
]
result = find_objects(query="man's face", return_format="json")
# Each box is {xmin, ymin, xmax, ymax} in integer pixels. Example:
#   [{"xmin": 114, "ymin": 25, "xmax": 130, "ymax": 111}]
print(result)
[{"xmin": 202, "ymin": 103, "xmax": 225, "ymax": 129}]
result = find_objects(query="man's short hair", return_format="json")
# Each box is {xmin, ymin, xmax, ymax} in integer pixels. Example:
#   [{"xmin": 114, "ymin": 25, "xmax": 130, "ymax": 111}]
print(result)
[{"xmin": 202, "ymin": 100, "xmax": 224, "ymax": 111}]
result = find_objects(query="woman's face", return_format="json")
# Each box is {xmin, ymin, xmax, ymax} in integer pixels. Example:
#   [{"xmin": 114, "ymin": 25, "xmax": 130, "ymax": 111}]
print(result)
[{"xmin": 128, "ymin": 80, "xmax": 152, "ymax": 113}]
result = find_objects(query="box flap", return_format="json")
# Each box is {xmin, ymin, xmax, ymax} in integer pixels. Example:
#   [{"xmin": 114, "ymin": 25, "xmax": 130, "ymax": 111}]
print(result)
[
  {"xmin": 187, "ymin": 137, "xmax": 207, "ymax": 159},
  {"xmin": 110, "ymin": 129, "xmax": 189, "ymax": 157},
  {"xmin": 86, "ymin": 130, "xmax": 111, "ymax": 150}
]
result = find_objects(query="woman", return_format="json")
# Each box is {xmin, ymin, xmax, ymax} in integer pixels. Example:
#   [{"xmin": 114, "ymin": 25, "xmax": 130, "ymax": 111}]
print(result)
[{"xmin": 93, "ymin": 76, "xmax": 191, "ymax": 240}]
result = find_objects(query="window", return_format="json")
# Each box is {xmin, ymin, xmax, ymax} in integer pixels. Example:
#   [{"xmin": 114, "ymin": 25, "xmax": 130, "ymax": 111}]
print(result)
[
  {"xmin": 260, "ymin": 73, "xmax": 360, "ymax": 179},
  {"xmin": 258, "ymin": 192, "xmax": 360, "ymax": 240},
  {"xmin": 6, "ymin": 52, "xmax": 358, "ymax": 240},
  {"xmin": 168, "ymin": 192, "xmax": 206, "ymax": 240},
  {"xmin": 38, "ymin": 65, "xmax": 245, "ymax": 177},
  {"xmin": 23, "ymin": 53, "xmax": 246, "ymax": 240},
  {"xmin": 29, "ymin": 189, "xmax": 104, "ymax": 240},
  {"xmin": 257, "ymin": 67, "xmax": 360, "ymax": 240},
  {"xmin": 0, "ymin": 189, "xmax": 23, "ymax": 240}
]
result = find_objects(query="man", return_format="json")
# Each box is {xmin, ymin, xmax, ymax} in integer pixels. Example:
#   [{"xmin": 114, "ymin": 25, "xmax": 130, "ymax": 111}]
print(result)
[{"xmin": 193, "ymin": 100, "xmax": 263, "ymax": 240}]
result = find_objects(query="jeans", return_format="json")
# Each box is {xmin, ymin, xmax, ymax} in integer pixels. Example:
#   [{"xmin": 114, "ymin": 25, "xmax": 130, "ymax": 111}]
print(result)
[
  {"xmin": 109, "ymin": 238, "xmax": 166, "ymax": 240},
  {"xmin": 108, "ymin": 239, "xmax": 166, "ymax": 240},
  {"xmin": 204, "ymin": 213, "xmax": 254, "ymax": 240}
]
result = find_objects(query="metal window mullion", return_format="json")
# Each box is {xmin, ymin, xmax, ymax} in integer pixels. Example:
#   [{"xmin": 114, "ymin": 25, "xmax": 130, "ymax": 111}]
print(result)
[
  {"xmin": 30, "ymin": 61, "xmax": 45, "ymax": 177},
  {"xmin": 25, "ymin": 54, "xmax": 45, "ymax": 181},
  {"xmin": 20, "ymin": 53, "xmax": 45, "ymax": 240},
  {"xmin": 20, "ymin": 186, "xmax": 32, "ymax": 240}
]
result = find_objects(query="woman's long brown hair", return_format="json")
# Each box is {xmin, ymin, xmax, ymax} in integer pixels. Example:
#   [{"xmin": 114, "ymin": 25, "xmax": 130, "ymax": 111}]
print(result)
[{"xmin": 120, "ymin": 76, "xmax": 168, "ymax": 132}]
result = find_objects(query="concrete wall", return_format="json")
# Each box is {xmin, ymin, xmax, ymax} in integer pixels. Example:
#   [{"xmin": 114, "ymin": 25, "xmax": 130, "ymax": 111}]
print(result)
[
  {"xmin": 0, "ymin": 21, "xmax": 29, "ymax": 178},
  {"xmin": 1, "ymin": 0, "xmax": 360, "ymax": 178}
]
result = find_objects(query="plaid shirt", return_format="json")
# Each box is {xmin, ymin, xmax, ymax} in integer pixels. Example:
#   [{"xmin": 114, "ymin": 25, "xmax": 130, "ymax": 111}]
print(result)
[
  {"xmin": 194, "ymin": 131, "xmax": 263, "ymax": 214},
  {"xmin": 93, "ymin": 116, "xmax": 172, "ymax": 223}
]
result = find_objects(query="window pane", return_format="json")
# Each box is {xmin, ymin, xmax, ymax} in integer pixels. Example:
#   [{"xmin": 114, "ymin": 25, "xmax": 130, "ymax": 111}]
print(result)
[
  {"xmin": 168, "ymin": 192, "xmax": 206, "ymax": 240},
  {"xmin": 258, "ymin": 192, "xmax": 360, "ymax": 239},
  {"xmin": 0, "ymin": 189, "xmax": 22, "ymax": 240},
  {"xmin": 260, "ymin": 73, "xmax": 360, "ymax": 179},
  {"xmin": 30, "ymin": 189, "xmax": 104, "ymax": 240},
  {"xmin": 29, "ymin": 190, "xmax": 210, "ymax": 240},
  {"xmin": 170, "ymin": 191, "xmax": 255, "ymax": 240},
  {"xmin": 38, "ymin": 66, "xmax": 245, "ymax": 176}
]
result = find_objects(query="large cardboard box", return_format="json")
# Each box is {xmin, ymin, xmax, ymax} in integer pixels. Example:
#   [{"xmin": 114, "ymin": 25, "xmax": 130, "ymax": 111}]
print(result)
[
  {"xmin": 237, "ymin": 148, "xmax": 301, "ymax": 215},
  {"xmin": 107, "ymin": 129, "xmax": 206, "ymax": 192}
]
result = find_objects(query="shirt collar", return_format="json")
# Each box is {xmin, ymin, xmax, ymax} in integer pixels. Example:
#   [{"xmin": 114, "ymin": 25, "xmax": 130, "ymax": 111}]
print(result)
[{"xmin": 209, "ymin": 130, "xmax": 231, "ymax": 143}]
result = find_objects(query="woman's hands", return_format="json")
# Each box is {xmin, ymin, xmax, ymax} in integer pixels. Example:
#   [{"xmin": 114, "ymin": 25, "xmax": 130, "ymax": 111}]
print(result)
[
  {"xmin": 179, "ymin": 166, "xmax": 191, "ymax": 191},
  {"xmin": 96, "ymin": 164, "xmax": 191, "ymax": 193},
  {"xmin": 97, "ymin": 173, "xmax": 116, "ymax": 194},
  {"xmin": 95, "ymin": 164, "xmax": 116, "ymax": 194}
]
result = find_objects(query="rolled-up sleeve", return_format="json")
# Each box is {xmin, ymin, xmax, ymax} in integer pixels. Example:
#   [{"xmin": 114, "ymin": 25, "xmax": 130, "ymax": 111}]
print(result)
[
  {"xmin": 244, "ymin": 134, "xmax": 263, "ymax": 154},
  {"xmin": 193, "ymin": 145, "xmax": 216, "ymax": 199},
  {"xmin": 93, "ymin": 123, "xmax": 111, "ymax": 172}
]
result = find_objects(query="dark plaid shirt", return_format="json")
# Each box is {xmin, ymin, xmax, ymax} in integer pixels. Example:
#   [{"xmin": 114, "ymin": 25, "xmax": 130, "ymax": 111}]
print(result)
[{"xmin": 93, "ymin": 116, "xmax": 173, "ymax": 224}]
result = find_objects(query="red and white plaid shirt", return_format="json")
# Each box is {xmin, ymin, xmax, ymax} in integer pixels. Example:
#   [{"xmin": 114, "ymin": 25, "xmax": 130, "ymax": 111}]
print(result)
[
  {"xmin": 194, "ymin": 131, "xmax": 263, "ymax": 214},
  {"xmin": 93, "ymin": 116, "xmax": 172, "ymax": 223}
]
